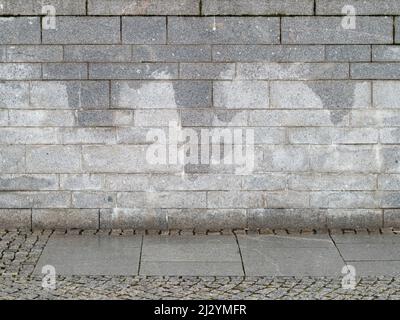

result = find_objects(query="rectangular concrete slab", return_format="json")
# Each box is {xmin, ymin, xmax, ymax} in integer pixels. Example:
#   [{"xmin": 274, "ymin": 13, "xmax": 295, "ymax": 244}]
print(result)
[
  {"xmin": 336, "ymin": 243, "xmax": 400, "ymax": 261},
  {"xmin": 332, "ymin": 234, "xmax": 400, "ymax": 244},
  {"xmin": 237, "ymin": 234, "xmax": 344, "ymax": 276},
  {"xmin": 140, "ymin": 235, "xmax": 243, "ymax": 276},
  {"xmin": 347, "ymin": 261, "xmax": 400, "ymax": 277},
  {"xmin": 34, "ymin": 234, "xmax": 142, "ymax": 275}
]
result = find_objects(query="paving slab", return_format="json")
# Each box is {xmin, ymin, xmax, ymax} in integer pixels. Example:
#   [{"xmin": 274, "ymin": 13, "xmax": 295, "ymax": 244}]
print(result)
[
  {"xmin": 348, "ymin": 261, "xmax": 400, "ymax": 277},
  {"xmin": 139, "ymin": 235, "xmax": 243, "ymax": 276},
  {"xmin": 336, "ymin": 243, "xmax": 400, "ymax": 261},
  {"xmin": 34, "ymin": 234, "xmax": 142, "ymax": 276},
  {"xmin": 237, "ymin": 234, "xmax": 344, "ymax": 276},
  {"xmin": 332, "ymin": 234, "xmax": 400, "ymax": 244}
]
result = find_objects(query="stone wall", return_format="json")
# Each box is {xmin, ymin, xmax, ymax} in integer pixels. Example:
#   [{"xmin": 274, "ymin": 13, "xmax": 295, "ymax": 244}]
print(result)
[{"xmin": 0, "ymin": 0, "xmax": 400, "ymax": 230}]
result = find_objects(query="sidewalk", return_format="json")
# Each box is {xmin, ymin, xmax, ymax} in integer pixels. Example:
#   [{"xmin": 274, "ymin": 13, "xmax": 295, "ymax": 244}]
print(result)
[{"xmin": 1, "ymin": 229, "xmax": 400, "ymax": 299}]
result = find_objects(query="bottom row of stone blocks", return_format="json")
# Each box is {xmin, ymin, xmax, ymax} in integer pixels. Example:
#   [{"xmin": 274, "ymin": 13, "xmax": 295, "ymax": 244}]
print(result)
[{"xmin": 0, "ymin": 208, "xmax": 398, "ymax": 230}]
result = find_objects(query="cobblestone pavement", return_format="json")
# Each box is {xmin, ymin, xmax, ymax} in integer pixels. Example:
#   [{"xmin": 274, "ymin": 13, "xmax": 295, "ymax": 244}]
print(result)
[{"xmin": 1, "ymin": 229, "xmax": 400, "ymax": 300}]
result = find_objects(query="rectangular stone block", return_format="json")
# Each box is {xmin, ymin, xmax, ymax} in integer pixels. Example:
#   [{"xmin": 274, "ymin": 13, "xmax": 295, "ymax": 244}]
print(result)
[
  {"xmin": 256, "ymin": 146, "xmax": 310, "ymax": 172},
  {"xmin": 32, "ymin": 209, "xmax": 99, "ymax": 229},
  {"xmin": 0, "ymin": 146, "xmax": 25, "ymax": 173},
  {"xmin": 237, "ymin": 63, "xmax": 349, "ymax": 80},
  {"xmin": 180, "ymin": 63, "xmax": 235, "ymax": 80},
  {"xmin": 0, "ymin": 46, "xmax": 5, "ymax": 61},
  {"xmin": 316, "ymin": 0, "xmax": 400, "ymax": 15},
  {"xmin": 100, "ymin": 208, "xmax": 168, "ymax": 230},
  {"xmin": 270, "ymin": 81, "xmax": 371, "ymax": 109},
  {"xmin": 135, "ymin": 109, "xmax": 180, "ymax": 127},
  {"xmin": 116, "ymin": 127, "xmax": 152, "ymax": 144},
  {"xmin": 288, "ymin": 127, "xmax": 333, "ymax": 144},
  {"xmin": 384, "ymin": 209, "xmax": 400, "ymax": 228},
  {"xmin": 374, "ymin": 81, "xmax": 400, "ymax": 108},
  {"xmin": 122, "ymin": 17, "xmax": 166, "ymax": 44},
  {"xmin": 0, "ymin": 0, "xmax": 86, "ymax": 15},
  {"xmin": 380, "ymin": 147, "xmax": 400, "ymax": 173},
  {"xmin": 397, "ymin": 18, "xmax": 400, "ymax": 44},
  {"xmin": 214, "ymin": 81, "xmax": 269, "ymax": 109},
  {"xmin": 310, "ymin": 146, "xmax": 380, "ymax": 173},
  {"xmin": 379, "ymin": 174, "xmax": 400, "ymax": 191},
  {"xmin": 0, "ymin": 17, "xmax": 40, "ymax": 44},
  {"xmin": 333, "ymin": 128, "xmax": 379, "ymax": 144},
  {"xmin": 132, "ymin": 45, "xmax": 211, "ymax": 62},
  {"xmin": 0, "ymin": 192, "xmax": 71, "ymax": 208},
  {"xmin": 30, "ymin": 81, "xmax": 109, "ymax": 109},
  {"xmin": 0, "ymin": 174, "xmax": 58, "ymax": 191},
  {"xmin": 252, "ymin": 127, "xmax": 286, "ymax": 144},
  {"xmin": 88, "ymin": 0, "xmax": 199, "ymax": 15},
  {"xmin": 6, "ymin": 45, "xmax": 63, "ymax": 62},
  {"xmin": 111, "ymin": 80, "xmax": 212, "ymax": 108},
  {"xmin": 0, "ymin": 82, "xmax": 29, "ymax": 108},
  {"xmin": 168, "ymin": 17, "xmax": 280, "ymax": 44},
  {"xmin": 0, "ymin": 128, "xmax": 59, "ymax": 144},
  {"xmin": 310, "ymin": 192, "xmax": 380, "ymax": 208},
  {"xmin": 351, "ymin": 63, "xmax": 400, "ymax": 79},
  {"xmin": 326, "ymin": 209, "xmax": 382, "ymax": 229},
  {"xmin": 207, "ymin": 191, "xmax": 266, "ymax": 208},
  {"xmin": 242, "ymin": 174, "xmax": 286, "ymax": 191},
  {"xmin": 0, "ymin": 63, "xmax": 41, "ymax": 80},
  {"xmin": 249, "ymin": 110, "xmax": 349, "ymax": 127},
  {"xmin": 0, "ymin": 209, "xmax": 31, "ymax": 229},
  {"xmin": 373, "ymin": 45, "xmax": 400, "ymax": 62},
  {"xmin": 64, "ymin": 45, "xmax": 131, "ymax": 62},
  {"xmin": 106, "ymin": 174, "xmax": 242, "ymax": 191},
  {"xmin": 9, "ymin": 110, "xmax": 75, "ymax": 126},
  {"xmin": 351, "ymin": 110, "xmax": 400, "ymax": 127},
  {"xmin": 167, "ymin": 209, "xmax": 246, "ymax": 231},
  {"xmin": 289, "ymin": 173, "xmax": 377, "ymax": 191},
  {"xmin": 248, "ymin": 208, "xmax": 326, "ymax": 230},
  {"xmin": 42, "ymin": 17, "xmax": 120, "ymax": 44},
  {"xmin": 117, "ymin": 192, "xmax": 207, "ymax": 208},
  {"xmin": 42, "ymin": 63, "xmax": 88, "ymax": 80},
  {"xmin": 380, "ymin": 128, "xmax": 400, "ymax": 144},
  {"xmin": 89, "ymin": 63, "xmax": 178, "ymax": 80},
  {"xmin": 282, "ymin": 17, "xmax": 393, "ymax": 44},
  {"xmin": 203, "ymin": 0, "xmax": 314, "ymax": 15},
  {"xmin": 0, "ymin": 110, "xmax": 7, "ymax": 126},
  {"xmin": 76, "ymin": 111, "xmax": 116, "ymax": 127},
  {"xmin": 325, "ymin": 45, "xmax": 371, "ymax": 62},
  {"xmin": 181, "ymin": 109, "xmax": 248, "ymax": 127},
  {"xmin": 72, "ymin": 192, "xmax": 116, "ymax": 209},
  {"xmin": 382, "ymin": 192, "xmax": 400, "ymax": 208},
  {"xmin": 266, "ymin": 191, "xmax": 309, "ymax": 209},
  {"xmin": 212, "ymin": 45, "xmax": 324, "ymax": 62},
  {"xmin": 60, "ymin": 174, "xmax": 105, "ymax": 191},
  {"xmin": 59, "ymin": 128, "xmax": 116, "ymax": 145},
  {"xmin": 82, "ymin": 145, "xmax": 179, "ymax": 173},
  {"xmin": 26, "ymin": 146, "xmax": 81, "ymax": 173}
]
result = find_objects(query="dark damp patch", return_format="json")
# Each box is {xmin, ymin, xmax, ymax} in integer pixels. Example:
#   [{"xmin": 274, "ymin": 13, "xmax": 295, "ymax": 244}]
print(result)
[
  {"xmin": 173, "ymin": 81, "xmax": 212, "ymax": 108},
  {"xmin": 308, "ymin": 82, "xmax": 357, "ymax": 125}
]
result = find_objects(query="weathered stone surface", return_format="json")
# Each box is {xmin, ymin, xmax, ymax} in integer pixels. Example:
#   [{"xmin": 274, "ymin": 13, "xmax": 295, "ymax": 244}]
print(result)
[
  {"xmin": 122, "ymin": 17, "xmax": 166, "ymax": 44},
  {"xmin": 42, "ymin": 17, "xmax": 120, "ymax": 44},
  {"xmin": 0, "ymin": 209, "xmax": 31, "ymax": 229},
  {"xmin": 0, "ymin": 6, "xmax": 397, "ymax": 231},
  {"xmin": 203, "ymin": 0, "xmax": 314, "ymax": 15},
  {"xmin": 0, "ymin": 0, "xmax": 86, "ymax": 15},
  {"xmin": 32, "ymin": 209, "xmax": 99, "ymax": 229},
  {"xmin": 26, "ymin": 146, "xmax": 81, "ymax": 173},
  {"xmin": 30, "ymin": 81, "xmax": 109, "ymax": 109},
  {"xmin": 88, "ymin": 0, "xmax": 199, "ymax": 15},
  {"xmin": 0, "ymin": 17, "xmax": 40, "ymax": 44},
  {"xmin": 282, "ymin": 17, "xmax": 393, "ymax": 44},
  {"xmin": 168, "ymin": 17, "xmax": 280, "ymax": 44}
]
